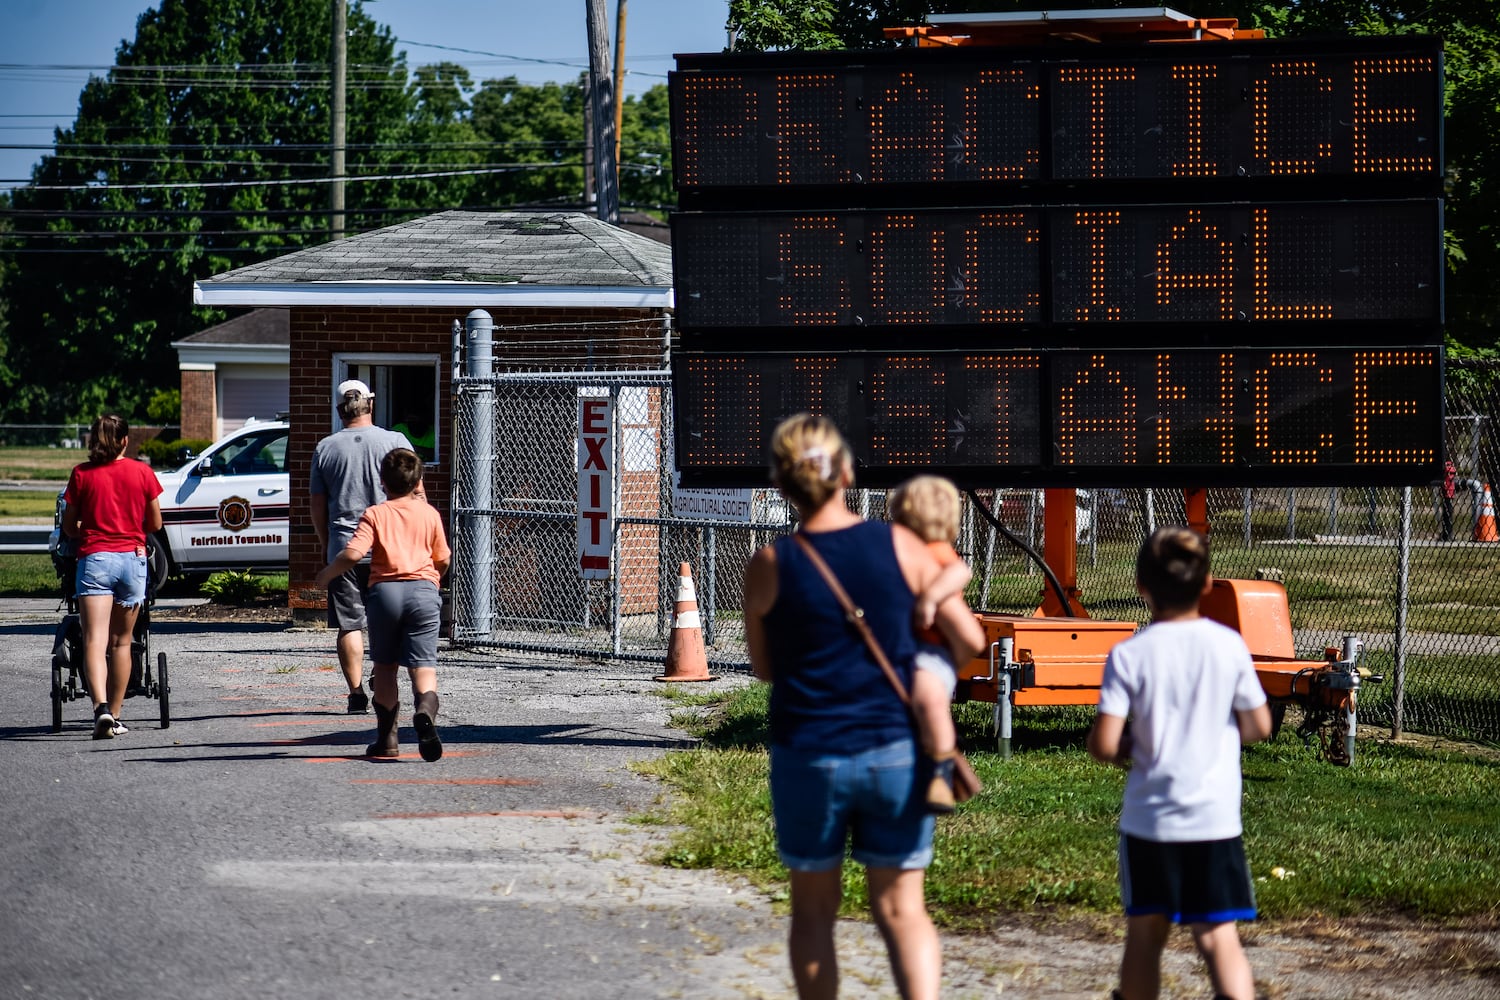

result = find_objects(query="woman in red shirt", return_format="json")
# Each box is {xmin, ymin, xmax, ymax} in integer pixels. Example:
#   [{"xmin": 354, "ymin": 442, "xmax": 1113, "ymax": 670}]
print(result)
[{"xmin": 61, "ymin": 414, "xmax": 163, "ymax": 740}]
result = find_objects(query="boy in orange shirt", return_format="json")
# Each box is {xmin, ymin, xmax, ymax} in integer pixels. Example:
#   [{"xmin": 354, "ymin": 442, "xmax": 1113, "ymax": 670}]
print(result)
[
  {"xmin": 887, "ymin": 475, "xmax": 973, "ymax": 812},
  {"xmin": 316, "ymin": 448, "xmax": 451, "ymax": 761}
]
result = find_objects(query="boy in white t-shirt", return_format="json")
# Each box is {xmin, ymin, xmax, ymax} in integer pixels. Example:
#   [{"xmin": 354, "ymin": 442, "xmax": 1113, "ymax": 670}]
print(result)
[{"xmin": 1088, "ymin": 526, "xmax": 1273, "ymax": 1000}]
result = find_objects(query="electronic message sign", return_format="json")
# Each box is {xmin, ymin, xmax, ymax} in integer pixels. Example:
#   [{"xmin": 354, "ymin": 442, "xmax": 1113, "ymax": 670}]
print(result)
[
  {"xmin": 671, "ymin": 347, "xmax": 1442, "ymax": 487},
  {"xmin": 672, "ymin": 39, "xmax": 1441, "ymax": 191},
  {"xmin": 672, "ymin": 201, "xmax": 1440, "ymax": 334},
  {"xmin": 668, "ymin": 36, "xmax": 1445, "ymax": 487}
]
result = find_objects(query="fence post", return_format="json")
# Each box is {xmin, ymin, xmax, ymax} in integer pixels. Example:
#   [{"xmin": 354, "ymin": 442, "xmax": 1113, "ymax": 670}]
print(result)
[
  {"xmin": 1087, "ymin": 488, "xmax": 1098, "ymax": 565},
  {"xmin": 610, "ymin": 384, "xmax": 623, "ymax": 656},
  {"xmin": 1026, "ymin": 491, "xmax": 1038, "ymax": 575},
  {"xmin": 463, "ymin": 310, "xmax": 495, "ymax": 639},
  {"xmin": 1327, "ymin": 487, "xmax": 1339, "ymax": 536},
  {"xmin": 1393, "ymin": 486, "xmax": 1411, "ymax": 739},
  {"xmin": 704, "ymin": 525, "xmax": 717, "ymax": 645},
  {"xmin": 1242, "ymin": 488, "xmax": 1253, "ymax": 549},
  {"xmin": 980, "ymin": 492, "xmax": 997, "ymax": 610}
]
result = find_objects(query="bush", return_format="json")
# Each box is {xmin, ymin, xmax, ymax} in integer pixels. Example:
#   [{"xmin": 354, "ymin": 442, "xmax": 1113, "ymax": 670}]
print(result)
[
  {"xmin": 146, "ymin": 388, "xmax": 182, "ymax": 423},
  {"xmin": 200, "ymin": 570, "xmax": 265, "ymax": 605},
  {"xmin": 137, "ymin": 437, "xmax": 211, "ymax": 467}
]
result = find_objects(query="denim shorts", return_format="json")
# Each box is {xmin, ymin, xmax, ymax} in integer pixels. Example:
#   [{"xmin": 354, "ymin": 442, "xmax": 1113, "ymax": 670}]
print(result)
[
  {"xmin": 769, "ymin": 737, "xmax": 934, "ymax": 872},
  {"xmin": 75, "ymin": 550, "xmax": 147, "ymax": 608}
]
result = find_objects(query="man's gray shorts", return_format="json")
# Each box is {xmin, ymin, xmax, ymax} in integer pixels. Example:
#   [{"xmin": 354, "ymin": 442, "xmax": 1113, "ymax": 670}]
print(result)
[{"xmin": 327, "ymin": 563, "xmax": 371, "ymax": 631}]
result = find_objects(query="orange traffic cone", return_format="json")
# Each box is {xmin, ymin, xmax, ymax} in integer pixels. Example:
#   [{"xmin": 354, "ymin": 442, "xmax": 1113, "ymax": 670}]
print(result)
[
  {"xmin": 1475, "ymin": 483, "xmax": 1499, "ymax": 543},
  {"xmin": 655, "ymin": 562, "xmax": 717, "ymax": 682}
]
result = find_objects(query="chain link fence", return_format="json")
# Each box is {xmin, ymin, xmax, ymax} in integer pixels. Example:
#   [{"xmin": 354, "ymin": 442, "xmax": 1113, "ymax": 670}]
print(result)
[
  {"xmin": 0, "ymin": 424, "xmax": 92, "ymax": 448},
  {"xmin": 450, "ymin": 363, "xmax": 1499, "ymax": 744},
  {"xmin": 449, "ymin": 369, "xmax": 792, "ymax": 666}
]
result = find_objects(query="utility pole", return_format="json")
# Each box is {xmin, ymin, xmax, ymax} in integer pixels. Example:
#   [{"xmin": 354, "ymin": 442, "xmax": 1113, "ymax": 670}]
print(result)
[
  {"xmin": 585, "ymin": 0, "xmax": 619, "ymax": 223},
  {"xmin": 613, "ymin": 0, "xmax": 627, "ymax": 179},
  {"xmin": 330, "ymin": 0, "xmax": 347, "ymax": 239}
]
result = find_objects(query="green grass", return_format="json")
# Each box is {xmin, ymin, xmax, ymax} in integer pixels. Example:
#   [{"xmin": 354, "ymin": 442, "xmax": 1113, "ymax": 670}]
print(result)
[
  {"xmin": 1357, "ymin": 654, "xmax": 1500, "ymax": 744},
  {"xmin": 638, "ymin": 686, "xmax": 1500, "ymax": 926},
  {"xmin": 0, "ymin": 555, "xmax": 289, "ymax": 601},
  {"xmin": 0, "ymin": 490, "xmax": 60, "ymax": 523},
  {"xmin": 0, "ymin": 554, "xmax": 62, "ymax": 597},
  {"xmin": 978, "ymin": 538, "xmax": 1500, "ymax": 637},
  {"xmin": 0, "ymin": 447, "xmax": 82, "ymax": 480}
]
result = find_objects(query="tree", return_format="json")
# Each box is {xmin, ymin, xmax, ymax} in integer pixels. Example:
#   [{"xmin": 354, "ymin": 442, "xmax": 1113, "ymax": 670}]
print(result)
[
  {"xmin": 2, "ymin": 0, "xmax": 416, "ymax": 422},
  {"xmin": 469, "ymin": 76, "xmax": 588, "ymax": 207},
  {"xmin": 620, "ymin": 85, "xmax": 674, "ymax": 211}
]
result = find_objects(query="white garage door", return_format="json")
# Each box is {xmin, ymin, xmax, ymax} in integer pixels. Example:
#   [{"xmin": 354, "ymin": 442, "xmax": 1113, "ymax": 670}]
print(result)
[{"xmin": 219, "ymin": 377, "xmax": 289, "ymax": 435}]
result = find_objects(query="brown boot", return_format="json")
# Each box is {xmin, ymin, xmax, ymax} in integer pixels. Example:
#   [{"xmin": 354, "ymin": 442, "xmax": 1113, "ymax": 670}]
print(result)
[
  {"xmin": 366, "ymin": 700, "xmax": 399, "ymax": 758},
  {"xmin": 413, "ymin": 690, "xmax": 442, "ymax": 762}
]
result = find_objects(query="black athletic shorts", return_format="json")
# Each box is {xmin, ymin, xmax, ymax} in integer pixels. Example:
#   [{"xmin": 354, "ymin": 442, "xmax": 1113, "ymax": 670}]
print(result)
[{"xmin": 1119, "ymin": 833, "xmax": 1257, "ymax": 924}]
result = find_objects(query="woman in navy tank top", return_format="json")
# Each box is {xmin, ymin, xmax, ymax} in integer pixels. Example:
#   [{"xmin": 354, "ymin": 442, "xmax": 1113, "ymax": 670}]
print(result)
[{"xmin": 743, "ymin": 414, "xmax": 985, "ymax": 1000}]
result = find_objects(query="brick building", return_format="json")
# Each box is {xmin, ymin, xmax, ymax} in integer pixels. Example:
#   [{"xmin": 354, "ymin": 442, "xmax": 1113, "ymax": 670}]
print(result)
[
  {"xmin": 192, "ymin": 211, "xmax": 673, "ymax": 616},
  {"xmin": 172, "ymin": 307, "xmax": 290, "ymax": 442}
]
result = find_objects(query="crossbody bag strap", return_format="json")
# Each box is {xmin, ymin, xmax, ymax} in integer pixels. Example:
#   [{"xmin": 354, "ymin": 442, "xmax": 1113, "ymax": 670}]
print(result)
[{"xmin": 791, "ymin": 531, "xmax": 912, "ymax": 707}]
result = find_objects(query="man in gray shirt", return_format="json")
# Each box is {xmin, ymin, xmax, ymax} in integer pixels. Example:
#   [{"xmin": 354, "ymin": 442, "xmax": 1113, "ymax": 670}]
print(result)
[{"xmin": 310, "ymin": 379, "xmax": 413, "ymax": 713}]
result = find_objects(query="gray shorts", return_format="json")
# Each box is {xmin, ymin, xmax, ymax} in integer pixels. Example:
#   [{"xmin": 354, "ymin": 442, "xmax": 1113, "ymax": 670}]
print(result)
[
  {"xmin": 326, "ymin": 563, "xmax": 370, "ymax": 631},
  {"xmin": 366, "ymin": 579, "xmax": 442, "ymax": 668}
]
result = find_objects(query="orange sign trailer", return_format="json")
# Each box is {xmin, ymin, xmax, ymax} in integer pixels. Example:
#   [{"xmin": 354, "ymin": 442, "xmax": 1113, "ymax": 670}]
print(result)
[{"xmin": 889, "ymin": 11, "xmax": 1377, "ymax": 765}]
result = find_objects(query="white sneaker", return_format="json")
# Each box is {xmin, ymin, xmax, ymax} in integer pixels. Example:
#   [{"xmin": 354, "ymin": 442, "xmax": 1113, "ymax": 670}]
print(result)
[
  {"xmin": 111, "ymin": 718, "xmax": 129, "ymax": 736},
  {"xmin": 92, "ymin": 710, "xmax": 116, "ymax": 740}
]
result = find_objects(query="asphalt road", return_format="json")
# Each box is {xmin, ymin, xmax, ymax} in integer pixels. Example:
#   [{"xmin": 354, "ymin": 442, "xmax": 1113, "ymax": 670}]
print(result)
[
  {"xmin": 0, "ymin": 607, "xmax": 804, "ymax": 1000},
  {"xmin": 0, "ymin": 604, "xmax": 999, "ymax": 1000},
  {"xmin": 3, "ymin": 602, "xmax": 1495, "ymax": 999}
]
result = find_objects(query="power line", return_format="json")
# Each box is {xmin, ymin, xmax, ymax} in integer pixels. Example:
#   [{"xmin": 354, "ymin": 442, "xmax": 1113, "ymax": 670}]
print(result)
[
  {"xmin": 14, "ymin": 157, "xmax": 667, "ymax": 193},
  {"xmin": 20, "ymin": 165, "xmax": 558, "ymax": 192},
  {"xmin": 390, "ymin": 39, "xmax": 669, "ymax": 80},
  {"xmin": 0, "ymin": 199, "xmax": 673, "ymax": 220},
  {"xmin": 0, "ymin": 140, "xmax": 644, "ymax": 152}
]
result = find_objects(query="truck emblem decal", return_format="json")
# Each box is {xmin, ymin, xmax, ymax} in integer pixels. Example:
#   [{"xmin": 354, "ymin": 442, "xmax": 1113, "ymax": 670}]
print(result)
[{"xmin": 218, "ymin": 496, "xmax": 254, "ymax": 533}]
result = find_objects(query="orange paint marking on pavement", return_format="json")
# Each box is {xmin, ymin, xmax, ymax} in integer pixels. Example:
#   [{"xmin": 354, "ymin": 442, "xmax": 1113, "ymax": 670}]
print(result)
[
  {"xmin": 223, "ymin": 708, "xmax": 335, "ymax": 717},
  {"xmin": 373, "ymin": 810, "xmax": 602, "ymax": 821},
  {"xmin": 220, "ymin": 694, "xmax": 333, "ymax": 702},
  {"xmin": 302, "ymin": 750, "xmax": 489, "ymax": 761},
  {"xmin": 350, "ymin": 777, "xmax": 540, "ymax": 786},
  {"xmin": 250, "ymin": 719, "xmax": 369, "ymax": 728}
]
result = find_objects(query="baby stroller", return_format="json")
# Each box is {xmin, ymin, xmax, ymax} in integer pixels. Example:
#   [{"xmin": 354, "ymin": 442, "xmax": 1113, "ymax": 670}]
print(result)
[{"xmin": 48, "ymin": 534, "xmax": 170, "ymax": 734}]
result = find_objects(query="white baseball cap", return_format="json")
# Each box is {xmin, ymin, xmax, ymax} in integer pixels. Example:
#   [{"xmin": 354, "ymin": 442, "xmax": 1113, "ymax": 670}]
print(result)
[{"xmin": 336, "ymin": 378, "xmax": 373, "ymax": 401}]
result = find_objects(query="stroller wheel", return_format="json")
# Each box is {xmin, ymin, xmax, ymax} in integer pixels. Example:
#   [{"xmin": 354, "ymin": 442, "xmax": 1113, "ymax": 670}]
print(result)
[
  {"xmin": 51, "ymin": 661, "xmax": 64, "ymax": 734},
  {"xmin": 157, "ymin": 653, "xmax": 170, "ymax": 730}
]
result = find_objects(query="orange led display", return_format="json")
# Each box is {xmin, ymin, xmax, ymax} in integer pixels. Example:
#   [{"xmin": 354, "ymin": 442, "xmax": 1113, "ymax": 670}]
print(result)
[
  {"xmin": 672, "ymin": 348, "xmax": 1444, "ymax": 487},
  {"xmin": 671, "ymin": 39, "xmax": 1440, "ymax": 187},
  {"xmin": 674, "ymin": 202, "xmax": 1439, "ymax": 330},
  {"xmin": 669, "ymin": 36, "xmax": 1445, "ymax": 489}
]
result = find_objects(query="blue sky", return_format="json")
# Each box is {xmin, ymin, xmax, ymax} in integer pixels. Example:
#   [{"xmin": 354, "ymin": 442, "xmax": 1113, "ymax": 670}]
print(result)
[{"xmin": 1, "ymin": 0, "xmax": 733, "ymax": 192}]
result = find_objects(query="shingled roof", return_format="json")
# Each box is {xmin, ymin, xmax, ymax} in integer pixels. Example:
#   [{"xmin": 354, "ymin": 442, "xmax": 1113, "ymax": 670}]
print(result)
[
  {"xmin": 193, "ymin": 211, "xmax": 673, "ymax": 309},
  {"xmin": 176, "ymin": 307, "xmax": 289, "ymax": 346}
]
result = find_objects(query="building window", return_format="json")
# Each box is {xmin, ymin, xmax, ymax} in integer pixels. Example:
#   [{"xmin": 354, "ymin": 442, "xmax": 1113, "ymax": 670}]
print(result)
[{"xmin": 334, "ymin": 354, "xmax": 440, "ymax": 464}]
